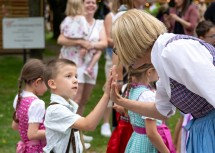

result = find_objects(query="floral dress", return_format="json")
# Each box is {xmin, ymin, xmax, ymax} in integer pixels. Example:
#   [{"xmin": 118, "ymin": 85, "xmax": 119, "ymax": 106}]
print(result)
[{"xmin": 60, "ymin": 15, "xmax": 89, "ymax": 65}]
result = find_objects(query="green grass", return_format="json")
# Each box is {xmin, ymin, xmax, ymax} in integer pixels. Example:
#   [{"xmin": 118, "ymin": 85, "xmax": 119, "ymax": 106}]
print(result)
[{"xmin": 0, "ymin": 37, "xmax": 180, "ymax": 153}]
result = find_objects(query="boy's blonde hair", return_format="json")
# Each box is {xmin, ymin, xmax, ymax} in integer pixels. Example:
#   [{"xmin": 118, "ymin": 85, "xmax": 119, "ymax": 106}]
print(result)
[
  {"xmin": 44, "ymin": 58, "xmax": 76, "ymax": 89},
  {"xmin": 111, "ymin": 9, "xmax": 167, "ymax": 67},
  {"xmin": 65, "ymin": 0, "xmax": 84, "ymax": 16}
]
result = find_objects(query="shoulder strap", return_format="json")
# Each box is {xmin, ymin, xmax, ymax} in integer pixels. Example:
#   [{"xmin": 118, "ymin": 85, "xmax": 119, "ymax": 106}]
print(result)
[
  {"xmin": 49, "ymin": 102, "xmax": 59, "ymax": 106},
  {"xmin": 49, "ymin": 102, "xmax": 77, "ymax": 153},
  {"xmin": 87, "ymin": 20, "xmax": 96, "ymax": 40},
  {"xmin": 66, "ymin": 129, "xmax": 76, "ymax": 153}
]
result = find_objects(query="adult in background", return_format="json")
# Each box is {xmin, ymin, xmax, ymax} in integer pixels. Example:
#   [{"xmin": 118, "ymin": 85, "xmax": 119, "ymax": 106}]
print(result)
[
  {"xmin": 204, "ymin": 2, "xmax": 215, "ymax": 24},
  {"xmin": 196, "ymin": 20, "xmax": 215, "ymax": 46},
  {"xmin": 57, "ymin": 0, "xmax": 107, "ymax": 144},
  {"xmin": 163, "ymin": 0, "xmax": 199, "ymax": 36},
  {"xmin": 110, "ymin": 9, "xmax": 215, "ymax": 153}
]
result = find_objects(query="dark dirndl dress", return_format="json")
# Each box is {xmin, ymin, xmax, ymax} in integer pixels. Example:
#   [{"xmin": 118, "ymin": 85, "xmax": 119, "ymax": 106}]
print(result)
[{"xmin": 165, "ymin": 35, "xmax": 215, "ymax": 153}]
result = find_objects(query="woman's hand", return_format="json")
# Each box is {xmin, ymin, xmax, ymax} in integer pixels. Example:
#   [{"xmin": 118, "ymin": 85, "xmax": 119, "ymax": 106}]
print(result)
[
  {"xmin": 169, "ymin": 13, "xmax": 180, "ymax": 21},
  {"xmin": 81, "ymin": 40, "xmax": 92, "ymax": 50}
]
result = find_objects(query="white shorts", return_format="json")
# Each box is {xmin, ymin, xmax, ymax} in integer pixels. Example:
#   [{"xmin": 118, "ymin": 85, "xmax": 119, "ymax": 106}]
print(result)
[{"xmin": 77, "ymin": 62, "xmax": 98, "ymax": 85}]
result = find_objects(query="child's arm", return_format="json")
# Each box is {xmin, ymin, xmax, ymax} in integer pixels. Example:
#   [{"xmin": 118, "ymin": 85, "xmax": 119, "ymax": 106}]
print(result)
[
  {"xmin": 145, "ymin": 119, "xmax": 170, "ymax": 153},
  {"xmin": 27, "ymin": 100, "xmax": 46, "ymax": 140},
  {"xmin": 71, "ymin": 74, "xmax": 112, "ymax": 131},
  {"xmin": 27, "ymin": 123, "xmax": 46, "ymax": 140},
  {"xmin": 173, "ymin": 115, "xmax": 183, "ymax": 151},
  {"xmin": 57, "ymin": 34, "xmax": 92, "ymax": 50},
  {"xmin": 11, "ymin": 120, "xmax": 19, "ymax": 130}
]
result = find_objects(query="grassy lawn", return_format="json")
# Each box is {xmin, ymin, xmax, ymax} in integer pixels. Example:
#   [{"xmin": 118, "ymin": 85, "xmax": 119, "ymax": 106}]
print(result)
[{"xmin": 0, "ymin": 37, "xmax": 180, "ymax": 153}]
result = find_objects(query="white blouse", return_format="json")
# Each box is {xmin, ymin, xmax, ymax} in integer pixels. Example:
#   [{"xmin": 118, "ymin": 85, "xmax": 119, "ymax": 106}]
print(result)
[
  {"xmin": 13, "ymin": 90, "xmax": 45, "ymax": 123},
  {"xmin": 152, "ymin": 33, "xmax": 215, "ymax": 117},
  {"xmin": 139, "ymin": 90, "xmax": 162, "ymax": 123}
]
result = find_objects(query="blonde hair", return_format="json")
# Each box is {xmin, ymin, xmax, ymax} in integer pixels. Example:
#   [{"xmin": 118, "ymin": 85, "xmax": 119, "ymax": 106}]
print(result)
[
  {"xmin": 112, "ymin": 9, "xmax": 167, "ymax": 66},
  {"xmin": 44, "ymin": 58, "xmax": 76, "ymax": 89},
  {"xmin": 65, "ymin": 0, "xmax": 84, "ymax": 16}
]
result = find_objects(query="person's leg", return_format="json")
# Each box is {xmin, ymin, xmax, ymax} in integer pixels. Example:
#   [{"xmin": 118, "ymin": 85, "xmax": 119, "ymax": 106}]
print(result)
[
  {"xmin": 101, "ymin": 105, "xmax": 112, "ymax": 137},
  {"xmin": 75, "ymin": 83, "xmax": 94, "ymax": 116},
  {"xmin": 73, "ymin": 83, "xmax": 85, "ymax": 115},
  {"xmin": 74, "ymin": 83, "xmax": 94, "ymax": 145},
  {"xmin": 101, "ymin": 56, "xmax": 113, "ymax": 137},
  {"xmin": 88, "ymin": 50, "xmax": 102, "ymax": 70},
  {"xmin": 103, "ymin": 106, "xmax": 112, "ymax": 123}
]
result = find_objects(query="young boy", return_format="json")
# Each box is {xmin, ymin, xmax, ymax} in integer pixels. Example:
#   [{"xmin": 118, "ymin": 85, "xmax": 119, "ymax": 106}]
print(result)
[
  {"xmin": 43, "ymin": 58, "xmax": 112, "ymax": 153},
  {"xmin": 196, "ymin": 20, "xmax": 215, "ymax": 46}
]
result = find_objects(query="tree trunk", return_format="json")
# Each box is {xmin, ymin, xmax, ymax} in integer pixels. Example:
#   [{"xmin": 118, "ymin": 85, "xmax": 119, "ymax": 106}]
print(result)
[
  {"xmin": 48, "ymin": 0, "xmax": 67, "ymax": 39},
  {"xmin": 28, "ymin": 0, "xmax": 44, "ymax": 59}
]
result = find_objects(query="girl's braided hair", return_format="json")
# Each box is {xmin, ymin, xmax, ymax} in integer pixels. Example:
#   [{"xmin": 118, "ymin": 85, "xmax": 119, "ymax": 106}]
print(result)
[
  {"xmin": 13, "ymin": 59, "xmax": 46, "ymax": 123},
  {"xmin": 125, "ymin": 64, "xmax": 155, "ymax": 98}
]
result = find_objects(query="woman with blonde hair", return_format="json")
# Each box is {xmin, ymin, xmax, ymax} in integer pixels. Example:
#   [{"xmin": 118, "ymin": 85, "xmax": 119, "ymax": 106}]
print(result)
[{"xmin": 110, "ymin": 9, "xmax": 215, "ymax": 153}]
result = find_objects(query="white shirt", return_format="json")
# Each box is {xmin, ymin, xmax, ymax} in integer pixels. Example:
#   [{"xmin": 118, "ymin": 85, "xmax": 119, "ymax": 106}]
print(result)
[
  {"xmin": 139, "ymin": 90, "xmax": 162, "ymax": 124},
  {"xmin": 43, "ymin": 94, "xmax": 82, "ymax": 153},
  {"xmin": 152, "ymin": 33, "xmax": 215, "ymax": 117},
  {"xmin": 13, "ymin": 91, "xmax": 45, "ymax": 123}
]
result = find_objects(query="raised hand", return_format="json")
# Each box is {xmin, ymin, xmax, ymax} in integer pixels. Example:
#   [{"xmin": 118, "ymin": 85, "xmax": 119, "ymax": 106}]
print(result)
[{"xmin": 110, "ymin": 65, "xmax": 122, "ymax": 104}]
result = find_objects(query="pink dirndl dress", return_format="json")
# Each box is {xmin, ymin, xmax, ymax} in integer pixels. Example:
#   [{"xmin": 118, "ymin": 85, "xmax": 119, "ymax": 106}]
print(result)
[{"xmin": 16, "ymin": 97, "xmax": 45, "ymax": 153}]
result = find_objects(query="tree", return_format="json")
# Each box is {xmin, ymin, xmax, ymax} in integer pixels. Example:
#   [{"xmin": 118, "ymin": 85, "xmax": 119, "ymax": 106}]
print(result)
[
  {"xmin": 28, "ymin": 0, "xmax": 44, "ymax": 59},
  {"xmin": 48, "ymin": 0, "xmax": 67, "ymax": 39}
]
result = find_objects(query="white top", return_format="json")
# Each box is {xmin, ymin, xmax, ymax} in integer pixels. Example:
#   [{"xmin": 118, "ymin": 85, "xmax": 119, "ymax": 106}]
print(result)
[
  {"xmin": 43, "ymin": 94, "xmax": 82, "ymax": 153},
  {"xmin": 139, "ymin": 90, "xmax": 162, "ymax": 123},
  {"xmin": 152, "ymin": 33, "xmax": 215, "ymax": 117},
  {"xmin": 13, "ymin": 91, "xmax": 45, "ymax": 123}
]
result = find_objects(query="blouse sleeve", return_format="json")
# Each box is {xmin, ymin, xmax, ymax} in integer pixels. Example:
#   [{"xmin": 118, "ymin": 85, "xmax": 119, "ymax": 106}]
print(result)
[
  {"xmin": 161, "ymin": 39, "xmax": 215, "ymax": 108},
  {"xmin": 13, "ymin": 95, "xmax": 18, "ymax": 109},
  {"xmin": 185, "ymin": 5, "xmax": 199, "ymax": 31},
  {"xmin": 60, "ymin": 17, "xmax": 68, "ymax": 34},
  {"xmin": 155, "ymin": 80, "xmax": 176, "ymax": 117},
  {"xmin": 28, "ymin": 99, "xmax": 45, "ymax": 123},
  {"xmin": 138, "ymin": 90, "xmax": 157, "ymax": 120}
]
